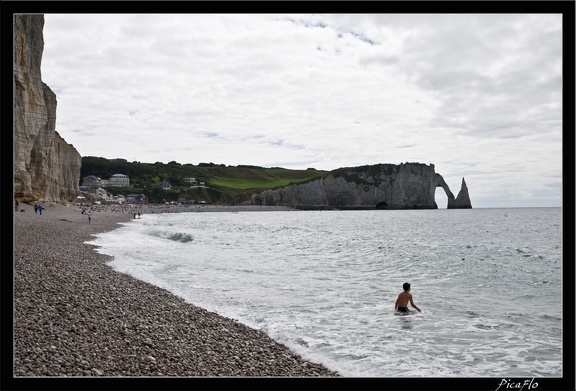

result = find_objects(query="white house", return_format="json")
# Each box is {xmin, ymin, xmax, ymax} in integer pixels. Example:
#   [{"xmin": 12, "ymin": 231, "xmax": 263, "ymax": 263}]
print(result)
[
  {"xmin": 183, "ymin": 177, "xmax": 199, "ymax": 185},
  {"xmin": 108, "ymin": 173, "xmax": 130, "ymax": 187},
  {"xmin": 82, "ymin": 175, "xmax": 101, "ymax": 189}
]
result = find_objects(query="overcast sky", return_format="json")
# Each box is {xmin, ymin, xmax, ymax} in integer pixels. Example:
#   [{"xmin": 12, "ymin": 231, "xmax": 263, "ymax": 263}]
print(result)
[{"xmin": 39, "ymin": 13, "xmax": 563, "ymax": 208}]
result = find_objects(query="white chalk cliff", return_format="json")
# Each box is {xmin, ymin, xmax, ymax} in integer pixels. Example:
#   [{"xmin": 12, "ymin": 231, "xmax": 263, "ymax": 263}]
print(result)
[
  {"xmin": 251, "ymin": 163, "xmax": 472, "ymax": 209},
  {"xmin": 13, "ymin": 14, "xmax": 81, "ymax": 203}
]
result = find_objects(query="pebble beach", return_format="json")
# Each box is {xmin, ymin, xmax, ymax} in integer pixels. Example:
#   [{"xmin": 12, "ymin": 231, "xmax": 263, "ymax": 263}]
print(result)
[{"xmin": 12, "ymin": 202, "xmax": 340, "ymax": 380}]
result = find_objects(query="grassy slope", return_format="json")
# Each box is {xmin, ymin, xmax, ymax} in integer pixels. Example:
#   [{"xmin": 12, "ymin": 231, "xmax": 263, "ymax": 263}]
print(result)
[
  {"xmin": 208, "ymin": 167, "xmax": 326, "ymax": 189},
  {"xmin": 80, "ymin": 157, "xmax": 329, "ymax": 203}
]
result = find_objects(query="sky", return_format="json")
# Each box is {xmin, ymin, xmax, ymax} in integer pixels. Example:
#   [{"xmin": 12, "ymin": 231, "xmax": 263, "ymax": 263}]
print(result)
[{"xmin": 39, "ymin": 13, "xmax": 563, "ymax": 208}]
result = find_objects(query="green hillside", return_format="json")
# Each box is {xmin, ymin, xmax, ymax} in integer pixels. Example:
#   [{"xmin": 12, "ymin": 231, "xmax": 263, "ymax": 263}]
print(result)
[{"xmin": 80, "ymin": 157, "xmax": 327, "ymax": 204}]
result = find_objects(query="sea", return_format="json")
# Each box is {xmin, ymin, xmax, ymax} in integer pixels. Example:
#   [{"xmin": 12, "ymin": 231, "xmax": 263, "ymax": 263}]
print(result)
[{"xmin": 87, "ymin": 207, "xmax": 563, "ymax": 378}]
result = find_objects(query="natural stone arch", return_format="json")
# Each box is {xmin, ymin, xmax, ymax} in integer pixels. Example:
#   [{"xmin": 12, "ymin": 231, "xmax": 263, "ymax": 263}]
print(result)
[
  {"xmin": 433, "ymin": 173, "xmax": 455, "ymax": 208},
  {"xmin": 433, "ymin": 174, "xmax": 472, "ymax": 209},
  {"xmin": 434, "ymin": 188, "xmax": 448, "ymax": 209}
]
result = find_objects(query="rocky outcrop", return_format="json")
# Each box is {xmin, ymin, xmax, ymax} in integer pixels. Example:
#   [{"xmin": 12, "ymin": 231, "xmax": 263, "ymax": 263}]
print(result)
[
  {"xmin": 449, "ymin": 177, "xmax": 472, "ymax": 209},
  {"xmin": 251, "ymin": 163, "xmax": 472, "ymax": 209},
  {"xmin": 13, "ymin": 14, "xmax": 81, "ymax": 203}
]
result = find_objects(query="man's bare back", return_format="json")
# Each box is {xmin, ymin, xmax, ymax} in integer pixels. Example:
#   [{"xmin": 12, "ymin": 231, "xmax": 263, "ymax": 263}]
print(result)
[
  {"xmin": 395, "ymin": 283, "xmax": 421, "ymax": 313},
  {"xmin": 395, "ymin": 291, "xmax": 412, "ymax": 307}
]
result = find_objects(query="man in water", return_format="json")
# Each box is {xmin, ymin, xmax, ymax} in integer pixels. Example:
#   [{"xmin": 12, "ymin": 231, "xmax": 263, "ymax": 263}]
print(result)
[{"xmin": 395, "ymin": 282, "xmax": 422, "ymax": 314}]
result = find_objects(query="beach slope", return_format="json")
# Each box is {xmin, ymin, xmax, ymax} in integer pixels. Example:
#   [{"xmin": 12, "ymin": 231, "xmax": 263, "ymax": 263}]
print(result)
[{"xmin": 12, "ymin": 203, "xmax": 339, "ymax": 377}]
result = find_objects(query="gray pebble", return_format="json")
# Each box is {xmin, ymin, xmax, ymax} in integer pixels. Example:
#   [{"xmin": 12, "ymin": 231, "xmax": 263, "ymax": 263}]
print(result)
[{"xmin": 13, "ymin": 204, "xmax": 340, "ymax": 377}]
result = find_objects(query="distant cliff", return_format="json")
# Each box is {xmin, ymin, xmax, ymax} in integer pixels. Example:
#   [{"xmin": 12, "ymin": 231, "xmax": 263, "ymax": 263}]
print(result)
[
  {"xmin": 251, "ymin": 163, "xmax": 472, "ymax": 209},
  {"xmin": 13, "ymin": 14, "xmax": 81, "ymax": 203}
]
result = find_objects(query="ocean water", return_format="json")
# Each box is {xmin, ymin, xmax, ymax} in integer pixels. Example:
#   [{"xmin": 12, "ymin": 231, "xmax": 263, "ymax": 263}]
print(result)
[{"xmin": 87, "ymin": 207, "xmax": 563, "ymax": 377}]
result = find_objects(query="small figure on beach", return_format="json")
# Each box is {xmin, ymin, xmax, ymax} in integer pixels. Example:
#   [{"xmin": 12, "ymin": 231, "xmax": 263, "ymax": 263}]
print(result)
[
  {"xmin": 395, "ymin": 282, "xmax": 421, "ymax": 314},
  {"xmin": 88, "ymin": 210, "xmax": 91, "ymax": 223},
  {"xmin": 15, "ymin": 199, "xmax": 19, "ymax": 212},
  {"xmin": 34, "ymin": 202, "xmax": 39, "ymax": 214},
  {"xmin": 137, "ymin": 211, "xmax": 141, "ymax": 218},
  {"xmin": 37, "ymin": 204, "xmax": 44, "ymax": 215}
]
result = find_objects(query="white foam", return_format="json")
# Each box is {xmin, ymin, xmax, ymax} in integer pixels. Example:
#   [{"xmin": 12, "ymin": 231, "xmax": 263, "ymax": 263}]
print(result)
[{"xmin": 88, "ymin": 208, "xmax": 562, "ymax": 377}]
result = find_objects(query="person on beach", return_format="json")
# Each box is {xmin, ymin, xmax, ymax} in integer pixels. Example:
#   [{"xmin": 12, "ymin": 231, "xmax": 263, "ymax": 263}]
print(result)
[
  {"xmin": 395, "ymin": 282, "xmax": 421, "ymax": 314},
  {"xmin": 37, "ymin": 204, "xmax": 44, "ymax": 215},
  {"xmin": 34, "ymin": 202, "xmax": 39, "ymax": 214},
  {"xmin": 88, "ymin": 210, "xmax": 91, "ymax": 223},
  {"xmin": 15, "ymin": 199, "xmax": 19, "ymax": 212}
]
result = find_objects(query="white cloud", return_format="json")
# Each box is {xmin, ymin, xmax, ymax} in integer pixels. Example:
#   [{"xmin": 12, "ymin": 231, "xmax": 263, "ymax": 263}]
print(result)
[{"xmin": 40, "ymin": 13, "xmax": 563, "ymax": 207}]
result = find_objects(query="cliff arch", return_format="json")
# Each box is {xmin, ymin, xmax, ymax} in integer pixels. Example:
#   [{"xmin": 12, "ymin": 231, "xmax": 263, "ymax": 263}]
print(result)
[
  {"xmin": 433, "ymin": 173, "xmax": 455, "ymax": 208},
  {"xmin": 252, "ymin": 163, "xmax": 472, "ymax": 210}
]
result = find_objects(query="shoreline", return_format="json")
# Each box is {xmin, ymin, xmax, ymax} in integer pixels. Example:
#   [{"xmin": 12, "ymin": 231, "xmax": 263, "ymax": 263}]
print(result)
[{"xmin": 12, "ymin": 202, "xmax": 340, "ymax": 378}]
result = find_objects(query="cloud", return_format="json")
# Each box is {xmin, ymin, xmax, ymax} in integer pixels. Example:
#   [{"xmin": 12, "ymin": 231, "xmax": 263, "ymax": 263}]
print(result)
[{"xmin": 39, "ymin": 13, "xmax": 564, "ymax": 207}]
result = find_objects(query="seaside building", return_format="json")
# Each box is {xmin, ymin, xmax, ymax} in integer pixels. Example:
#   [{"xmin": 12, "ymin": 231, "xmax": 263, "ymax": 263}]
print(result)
[
  {"xmin": 183, "ymin": 177, "xmax": 199, "ymax": 186},
  {"xmin": 108, "ymin": 174, "xmax": 130, "ymax": 187},
  {"xmin": 126, "ymin": 193, "xmax": 148, "ymax": 204},
  {"xmin": 112, "ymin": 194, "xmax": 126, "ymax": 204},
  {"xmin": 82, "ymin": 175, "xmax": 102, "ymax": 189},
  {"xmin": 96, "ymin": 188, "xmax": 111, "ymax": 201}
]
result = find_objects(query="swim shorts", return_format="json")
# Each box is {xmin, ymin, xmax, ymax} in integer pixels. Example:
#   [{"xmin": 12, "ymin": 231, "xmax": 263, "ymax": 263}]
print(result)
[{"xmin": 397, "ymin": 307, "xmax": 408, "ymax": 313}]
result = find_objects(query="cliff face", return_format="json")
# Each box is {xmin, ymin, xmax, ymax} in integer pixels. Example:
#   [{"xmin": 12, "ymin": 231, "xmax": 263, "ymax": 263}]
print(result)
[
  {"xmin": 251, "ymin": 163, "xmax": 472, "ymax": 209},
  {"xmin": 13, "ymin": 14, "xmax": 81, "ymax": 203}
]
